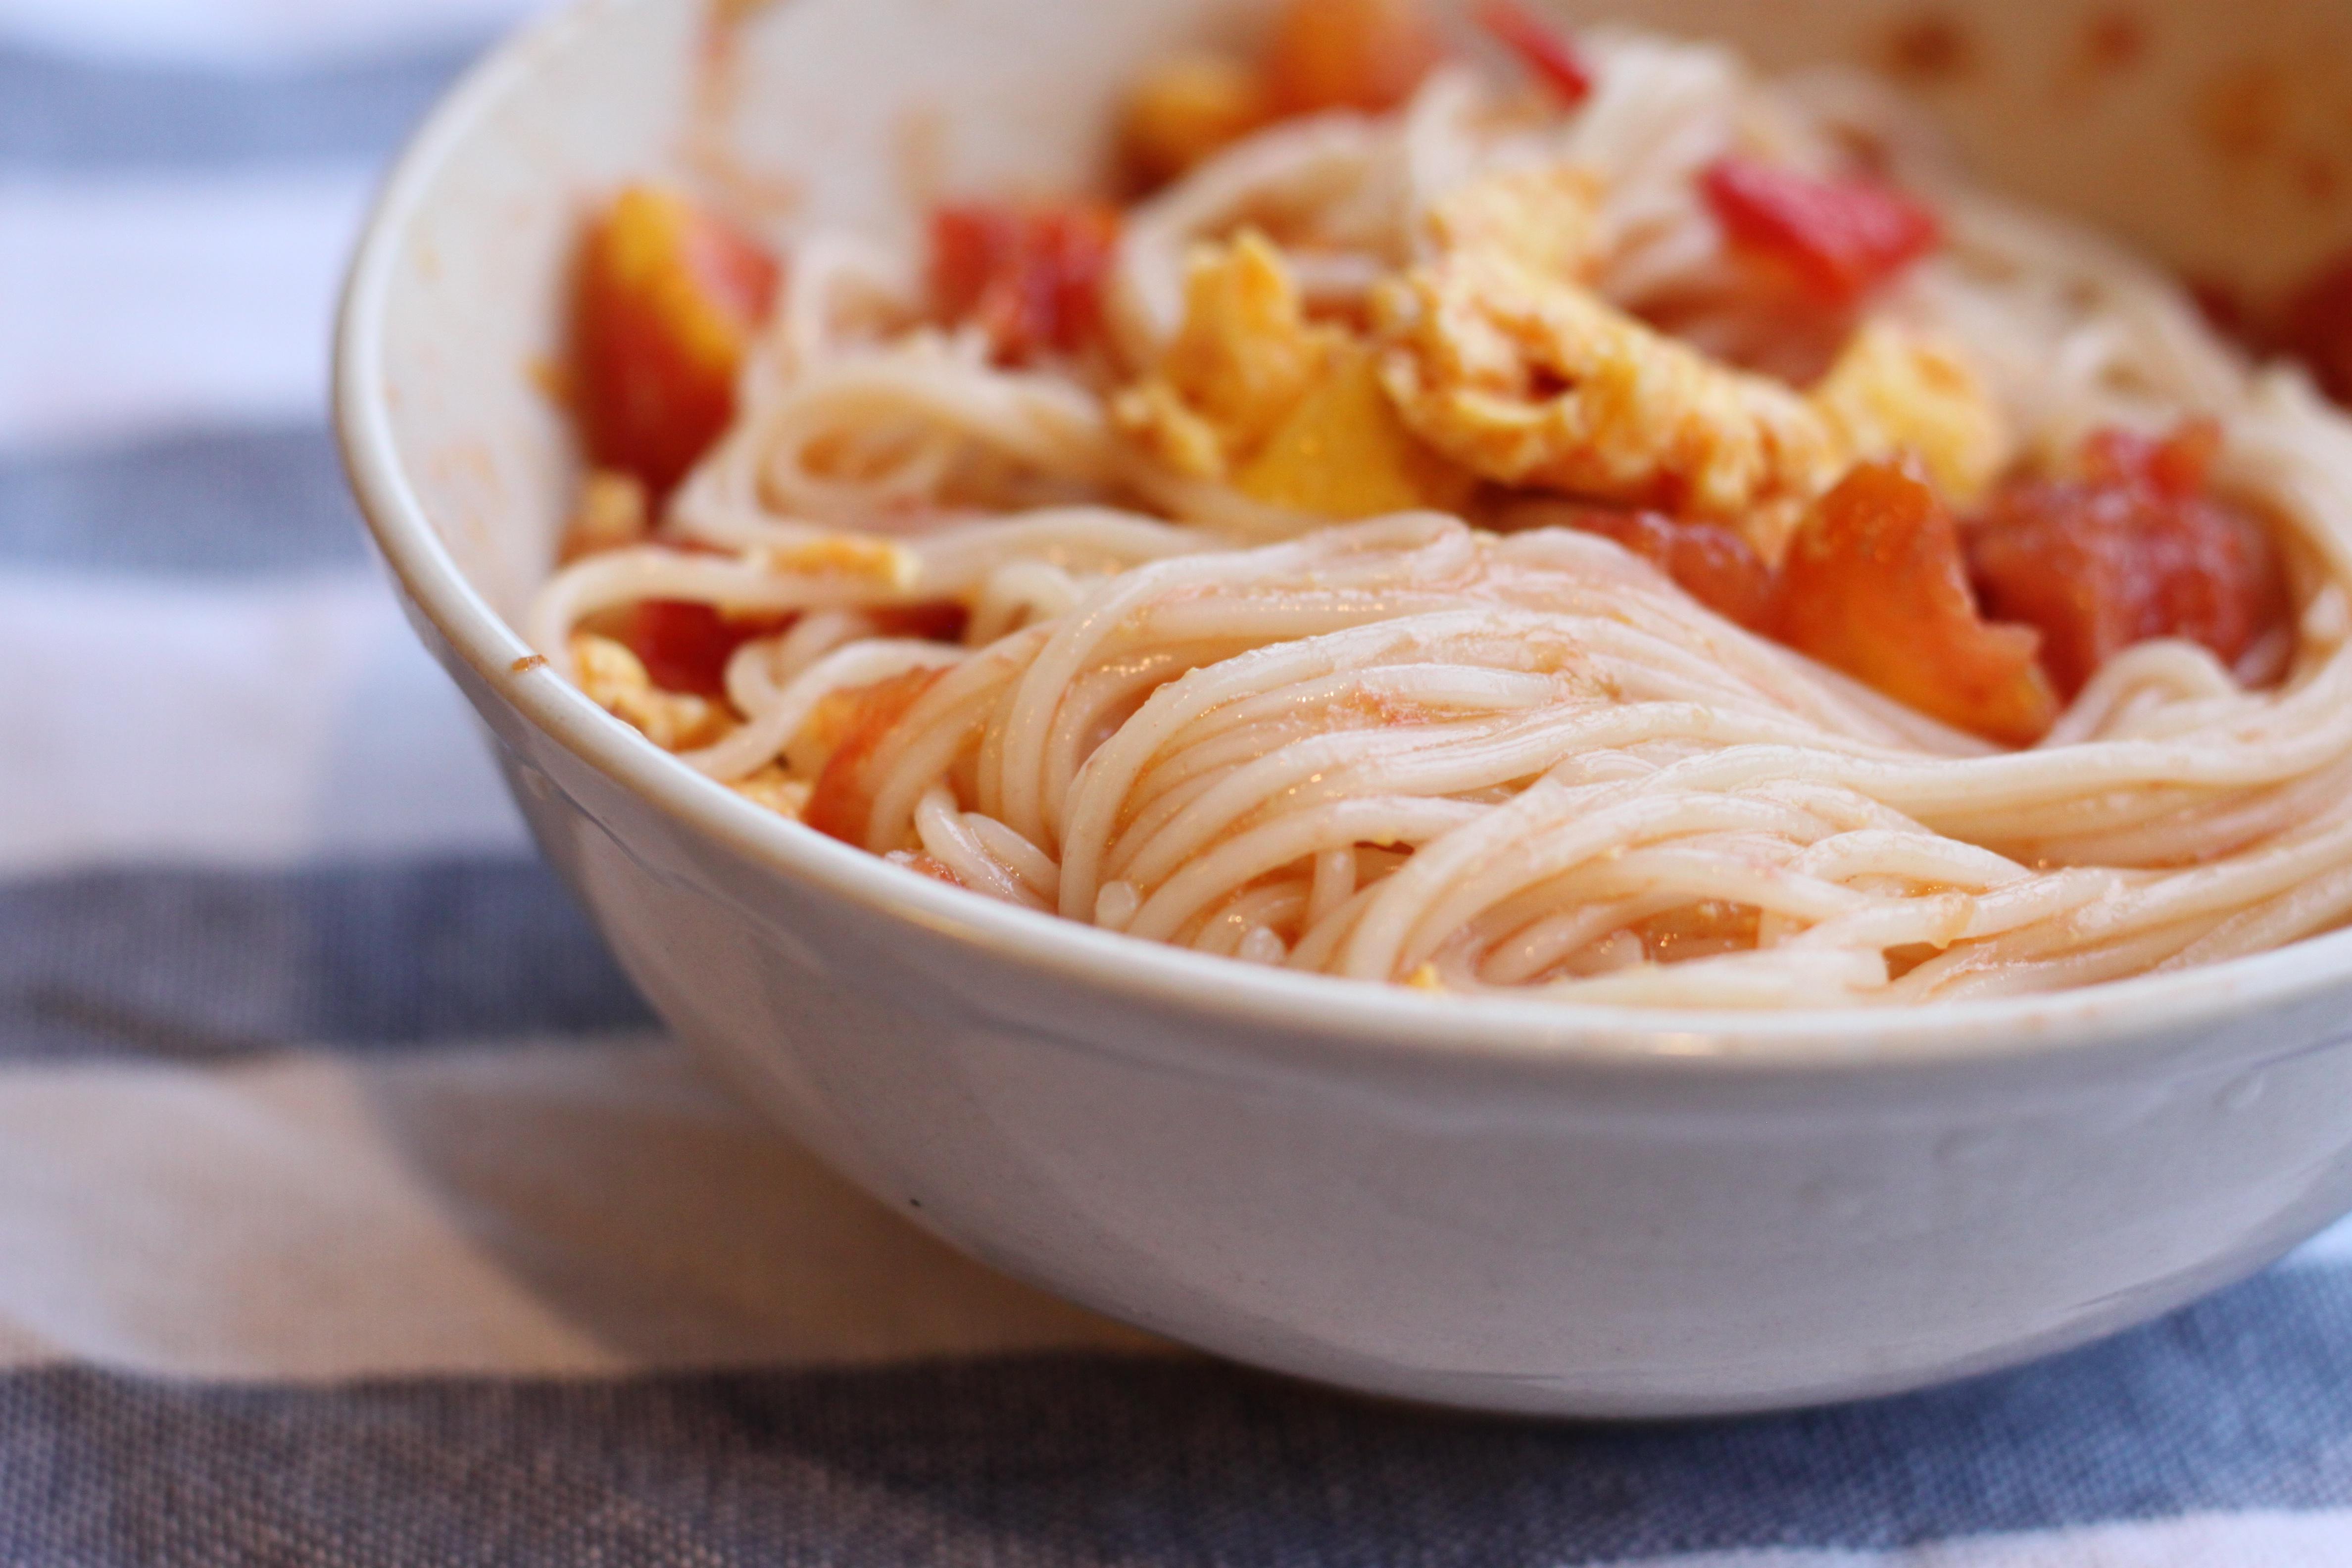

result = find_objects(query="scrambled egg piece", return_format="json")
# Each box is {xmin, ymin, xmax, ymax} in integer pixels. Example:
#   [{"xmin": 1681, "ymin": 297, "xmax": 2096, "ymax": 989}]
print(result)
[
  {"xmin": 1373, "ymin": 165, "xmax": 2008, "ymax": 559},
  {"xmin": 1117, "ymin": 165, "xmax": 2008, "ymax": 551},
  {"xmin": 1234, "ymin": 342, "xmax": 1473, "ymax": 516},
  {"xmin": 1376, "ymin": 241, "xmax": 1844, "ymax": 554},
  {"xmin": 1114, "ymin": 229, "xmax": 1341, "ymax": 478},
  {"xmin": 729, "ymin": 763, "xmax": 813, "ymax": 819},
  {"xmin": 570, "ymin": 633, "xmax": 734, "ymax": 750},
  {"xmin": 1111, "ymin": 378, "xmax": 1229, "ymax": 480},
  {"xmin": 1421, "ymin": 163, "xmax": 1607, "ymax": 281},
  {"xmin": 1113, "ymin": 228, "xmax": 1468, "ymax": 516},
  {"xmin": 1377, "ymin": 164, "xmax": 1846, "ymax": 550},
  {"xmin": 1811, "ymin": 322, "xmax": 2011, "ymax": 506},
  {"xmin": 751, "ymin": 534, "xmax": 918, "ymax": 588}
]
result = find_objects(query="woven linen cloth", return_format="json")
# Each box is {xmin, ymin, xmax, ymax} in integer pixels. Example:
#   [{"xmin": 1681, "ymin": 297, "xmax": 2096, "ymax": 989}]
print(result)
[{"xmin": 7, "ymin": 2, "xmax": 2352, "ymax": 1562}]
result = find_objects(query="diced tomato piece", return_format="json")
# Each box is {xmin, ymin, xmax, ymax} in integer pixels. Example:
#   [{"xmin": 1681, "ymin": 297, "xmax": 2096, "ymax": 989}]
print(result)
[
  {"xmin": 2079, "ymin": 415, "xmax": 2221, "ymax": 500},
  {"xmin": 2279, "ymin": 249, "xmax": 2352, "ymax": 404},
  {"xmin": 573, "ymin": 185, "xmax": 780, "ymax": 495},
  {"xmin": 1701, "ymin": 155, "xmax": 1941, "ymax": 307},
  {"xmin": 1967, "ymin": 422, "xmax": 2287, "ymax": 697},
  {"xmin": 1475, "ymin": 0, "xmax": 1593, "ymax": 106},
  {"xmin": 624, "ymin": 600, "xmax": 792, "ymax": 697},
  {"xmin": 1779, "ymin": 460, "xmax": 2056, "ymax": 746},
  {"xmin": 1543, "ymin": 504, "xmax": 1774, "ymax": 629},
  {"xmin": 1263, "ymin": 0, "xmax": 1443, "ymax": 116},
  {"xmin": 931, "ymin": 201, "xmax": 1122, "ymax": 365},
  {"xmin": 803, "ymin": 668, "xmax": 946, "ymax": 846}
]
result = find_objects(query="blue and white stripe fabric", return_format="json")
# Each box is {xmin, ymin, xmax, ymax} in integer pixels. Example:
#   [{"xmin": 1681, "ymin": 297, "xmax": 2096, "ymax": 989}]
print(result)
[{"xmin": 7, "ymin": 2, "xmax": 2352, "ymax": 1561}]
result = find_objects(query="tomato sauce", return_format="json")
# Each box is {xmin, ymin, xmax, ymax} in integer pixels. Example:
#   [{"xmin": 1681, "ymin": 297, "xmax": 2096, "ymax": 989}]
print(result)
[{"xmin": 803, "ymin": 669, "xmax": 948, "ymax": 845}]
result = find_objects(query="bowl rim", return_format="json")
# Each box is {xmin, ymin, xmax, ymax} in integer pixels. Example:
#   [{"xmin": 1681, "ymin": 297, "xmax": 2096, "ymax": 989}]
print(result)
[{"xmin": 335, "ymin": 0, "xmax": 2352, "ymax": 1076}]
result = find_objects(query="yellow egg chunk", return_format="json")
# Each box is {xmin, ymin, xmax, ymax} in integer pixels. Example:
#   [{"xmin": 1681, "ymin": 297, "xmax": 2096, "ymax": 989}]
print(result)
[
  {"xmin": 1158, "ymin": 229, "xmax": 1338, "ymax": 447},
  {"xmin": 1236, "ymin": 345, "xmax": 1471, "ymax": 517},
  {"xmin": 568, "ymin": 633, "xmax": 734, "ymax": 750},
  {"xmin": 1422, "ymin": 163, "xmax": 1606, "ymax": 283},
  {"xmin": 1376, "ymin": 247, "xmax": 1842, "ymax": 555},
  {"xmin": 1117, "ymin": 226, "xmax": 1470, "ymax": 517},
  {"xmin": 1113, "ymin": 229, "xmax": 1345, "ymax": 478},
  {"xmin": 1811, "ymin": 323, "xmax": 2011, "ymax": 505}
]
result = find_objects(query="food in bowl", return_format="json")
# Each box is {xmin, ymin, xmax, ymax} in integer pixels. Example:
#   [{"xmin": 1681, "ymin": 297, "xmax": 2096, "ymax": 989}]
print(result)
[
  {"xmin": 344, "ymin": 0, "xmax": 2352, "ymax": 1420},
  {"xmin": 527, "ymin": 0, "xmax": 2352, "ymax": 1008}
]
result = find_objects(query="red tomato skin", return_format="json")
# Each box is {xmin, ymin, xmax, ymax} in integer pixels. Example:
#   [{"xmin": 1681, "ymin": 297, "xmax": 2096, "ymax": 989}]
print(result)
[
  {"xmin": 931, "ymin": 201, "xmax": 1121, "ymax": 365},
  {"xmin": 572, "ymin": 186, "xmax": 780, "ymax": 496},
  {"xmin": 1475, "ymin": 0, "xmax": 1593, "ymax": 105},
  {"xmin": 623, "ymin": 600, "xmax": 790, "ymax": 698},
  {"xmin": 1700, "ymin": 155, "xmax": 1941, "ymax": 306},
  {"xmin": 622, "ymin": 596, "xmax": 970, "ymax": 701}
]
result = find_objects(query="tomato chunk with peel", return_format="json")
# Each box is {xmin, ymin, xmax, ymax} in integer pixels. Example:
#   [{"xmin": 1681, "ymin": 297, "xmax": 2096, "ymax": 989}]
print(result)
[
  {"xmin": 804, "ymin": 669, "xmax": 946, "ymax": 846},
  {"xmin": 624, "ymin": 600, "xmax": 791, "ymax": 698},
  {"xmin": 1967, "ymin": 421, "xmax": 2288, "ymax": 697},
  {"xmin": 1516, "ymin": 502, "xmax": 1773, "ymax": 629},
  {"xmin": 1701, "ymin": 156, "xmax": 1940, "ymax": 307},
  {"xmin": 573, "ymin": 185, "xmax": 779, "ymax": 495},
  {"xmin": 1263, "ymin": 0, "xmax": 1443, "ymax": 116},
  {"xmin": 1475, "ymin": 0, "xmax": 1593, "ymax": 105},
  {"xmin": 1779, "ymin": 461, "xmax": 2056, "ymax": 746},
  {"xmin": 931, "ymin": 201, "xmax": 1122, "ymax": 365}
]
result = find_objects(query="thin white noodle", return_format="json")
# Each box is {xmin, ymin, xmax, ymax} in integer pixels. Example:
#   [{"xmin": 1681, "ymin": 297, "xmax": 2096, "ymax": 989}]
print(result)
[
  {"xmin": 529, "ymin": 29, "xmax": 2352, "ymax": 1009},
  {"xmin": 684, "ymin": 639, "xmax": 964, "ymax": 781}
]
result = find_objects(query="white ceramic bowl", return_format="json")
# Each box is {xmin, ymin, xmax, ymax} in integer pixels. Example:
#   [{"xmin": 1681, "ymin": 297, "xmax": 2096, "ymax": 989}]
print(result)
[{"xmin": 339, "ymin": 0, "xmax": 2352, "ymax": 1416}]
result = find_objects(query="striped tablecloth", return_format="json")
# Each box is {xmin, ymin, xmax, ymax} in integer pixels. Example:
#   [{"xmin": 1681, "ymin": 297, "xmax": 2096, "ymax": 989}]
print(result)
[{"xmin": 8, "ymin": 2, "xmax": 2352, "ymax": 1561}]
